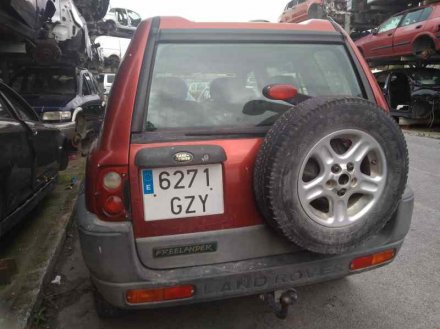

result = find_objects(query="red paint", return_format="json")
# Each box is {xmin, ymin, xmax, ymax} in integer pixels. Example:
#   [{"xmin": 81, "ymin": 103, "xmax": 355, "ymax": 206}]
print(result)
[
  {"xmin": 129, "ymin": 139, "xmax": 264, "ymax": 238},
  {"xmin": 356, "ymin": 3, "xmax": 440, "ymax": 60},
  {"xmin": 160, "ymin": 16, "xmax": 336, "ymax": 32}
]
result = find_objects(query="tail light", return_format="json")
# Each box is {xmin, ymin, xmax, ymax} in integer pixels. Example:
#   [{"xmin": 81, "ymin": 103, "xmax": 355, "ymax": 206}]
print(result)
[
  {"xmin": 350, "ymin": 249, "xmax": 395, "ymax": 271},
  {"xmin": 92, "ymin": 166, "xmax": 129, "ymax": 221},
  {"xmin": 126, "ymin": 285, "xmax": 195, "ymax": 304}
]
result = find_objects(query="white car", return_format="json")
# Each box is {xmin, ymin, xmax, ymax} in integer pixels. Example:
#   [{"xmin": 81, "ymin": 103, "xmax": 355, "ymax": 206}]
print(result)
[
  {"xmin": 95, "ymin": 36, "xmax": 130, "ymax": 69},
  {"xmin": 103, "ymin": 7, "xmax": 141, "ymax": 34},
  {"xmin": 100, "ymin": 73, "xmax": 115, "ymax": 94}
]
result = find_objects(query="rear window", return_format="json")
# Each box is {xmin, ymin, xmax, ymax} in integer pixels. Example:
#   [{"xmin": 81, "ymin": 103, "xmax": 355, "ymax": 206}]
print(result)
[{"xmin": 145, "ymin": 43, "xmax": 363, "ymax": 131}]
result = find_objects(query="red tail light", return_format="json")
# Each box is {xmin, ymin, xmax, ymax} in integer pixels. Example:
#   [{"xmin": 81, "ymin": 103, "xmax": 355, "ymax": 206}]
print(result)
[
  {"xmin": 126, "ymin": 285, "xmax": 195, "ymax": 304},
  {"xmin": 350, "ymin": 249, "xmax": 396, "ymax": 271},
  {"xmin": 263, "ymin": 84, "xmax": 298, "ymax": 101},
  {"xmin": 92, "ymin": 166, "xmax": 129, "ymax": 221}
]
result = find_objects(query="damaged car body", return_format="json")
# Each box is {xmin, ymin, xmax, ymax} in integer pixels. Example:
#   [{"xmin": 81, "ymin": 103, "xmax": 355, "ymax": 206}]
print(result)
[
  {"xmin": 10, "ymin": 66, "xmax": 104, "ymax": 147},
  {"xmin": 375, "ymin": 68, "xmax": 440, "ymax": 124},
  {"xmin": 0, "ymin": 0, "xmax": 108, "ymax": 72}
]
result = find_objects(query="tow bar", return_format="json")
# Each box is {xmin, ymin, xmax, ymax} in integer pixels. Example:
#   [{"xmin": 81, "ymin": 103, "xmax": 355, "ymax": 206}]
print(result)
[{"xmin": 260, "ymin": 289, "xmax": 298, "ymax": 319}]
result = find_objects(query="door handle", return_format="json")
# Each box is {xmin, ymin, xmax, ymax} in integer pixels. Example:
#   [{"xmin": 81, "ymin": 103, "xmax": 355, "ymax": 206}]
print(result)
[
  {"xmin": 387, "ymin": 33, "xmax": 393, "ymax": 37},
  {"xmin": 416, "ymin": 25, "xmax": 422, "ymax": 29}
]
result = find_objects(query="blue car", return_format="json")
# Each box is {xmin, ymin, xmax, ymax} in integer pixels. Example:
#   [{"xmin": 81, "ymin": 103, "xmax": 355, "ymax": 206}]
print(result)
[{"xmin": 11, "ymin": 66, "xmax": 104, "ymax": 145}]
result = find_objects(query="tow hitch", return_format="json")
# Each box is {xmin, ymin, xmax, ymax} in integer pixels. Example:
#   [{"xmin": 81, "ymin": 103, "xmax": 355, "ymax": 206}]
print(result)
[{"xmin": 260, "ymin": 289, "xmax": 298, "ymax": 319}]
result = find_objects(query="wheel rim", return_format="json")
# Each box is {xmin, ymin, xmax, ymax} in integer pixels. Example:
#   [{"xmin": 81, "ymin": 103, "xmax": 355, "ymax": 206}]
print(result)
[{"xmin": 298, "ymin": 129, "xmax": 387, "ymax": 228}]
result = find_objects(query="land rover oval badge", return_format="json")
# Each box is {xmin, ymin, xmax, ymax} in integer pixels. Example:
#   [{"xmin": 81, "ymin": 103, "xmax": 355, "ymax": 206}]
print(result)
[{"xmin": 173, "ymin": 151, "xmax": 193, "ymax": 163}]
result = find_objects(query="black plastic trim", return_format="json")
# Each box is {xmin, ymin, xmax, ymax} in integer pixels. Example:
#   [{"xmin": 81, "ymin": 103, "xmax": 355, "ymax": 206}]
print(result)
[
  {"xmin": 131, "ymin": 17, "xmax": 161, "ymax": 133},
  {"xmin": 134, "ymin": 145, "xmax": 227, "ymax": 168},
  {"xmin": 328, "ymin": 19, "xmax": 375, "ymax": 103},
  {"xmin": 158, "ymin": 29, "xmax": 344, "ymax": 43}
]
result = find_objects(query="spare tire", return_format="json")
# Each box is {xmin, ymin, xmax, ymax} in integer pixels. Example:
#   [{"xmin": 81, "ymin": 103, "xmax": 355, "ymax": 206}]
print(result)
[{"xmin": 254, "ymin": 97, "xmax": 408, "ymax": 255}]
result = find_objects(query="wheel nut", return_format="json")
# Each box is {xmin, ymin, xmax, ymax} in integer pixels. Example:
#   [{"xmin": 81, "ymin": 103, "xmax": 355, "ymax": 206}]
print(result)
[
  {"xmin": 331, "ymin": 164, "xmax": 341, "ymax": 174},
  {"xmin": 337, "ymin": 189, "xmax": 346, "ymax": 197},
  {"xmin": 326, "ymin": 180, "xmax": 337, "ymax": 188},
  {"xmin": 347, "ymin": 162, "xmax": 354, "ymax": 172}
]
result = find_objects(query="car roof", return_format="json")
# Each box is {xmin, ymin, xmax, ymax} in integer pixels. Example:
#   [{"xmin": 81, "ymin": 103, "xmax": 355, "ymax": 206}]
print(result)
[
  {"xmin": 391, "ymin": 4, "xmax": 435, "ymax": 17},
  {"xmin": 157, "ymin": 17, "xmax": 337, "ymax": 33}
]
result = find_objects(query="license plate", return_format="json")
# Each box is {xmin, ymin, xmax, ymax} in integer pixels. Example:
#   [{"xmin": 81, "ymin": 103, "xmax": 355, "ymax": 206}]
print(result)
[{"xmin": 141, "ymin": 164, "xmax": 224, "ymax": 221}]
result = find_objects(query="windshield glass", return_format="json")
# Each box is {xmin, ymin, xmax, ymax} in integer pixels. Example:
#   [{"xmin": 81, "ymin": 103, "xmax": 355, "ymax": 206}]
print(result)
[
  {"xmin": 12, "ymin": 68, "xmax": 76, "ymax": 95},
  {"xmin": 411, "ymin": 69, "xmax": 440, "ymax": 85},
  {"xmin": 145, "ymin": 43, "xmax": 363, "ymax": 130}
]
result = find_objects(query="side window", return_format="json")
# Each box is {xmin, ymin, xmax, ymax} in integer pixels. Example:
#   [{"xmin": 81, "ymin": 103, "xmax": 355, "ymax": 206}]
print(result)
[
  {"xmin": 378, "ymin": 15, "xmax": 403, "ymax": 33},
  {"xmin": 82, "ymin": 75, "xmax": 92, "ymax": 96},
  {"xmin": 3, "ymin": 91, "xmax": 37, "ymax": 121},
  {"xmin": 127, "ymin": 10, "xmax": 141, "ymax": 26},
  {"xmin": 85, "ymin": 74, "xmax": 97, "ymax": 94},
  {"xmin": 419, "ymin": 7, "xmax": 433, "ymax": 22},
  {"xmin": 0, "ymin": 96, "xmax": 12, "ymax": 119},
  {"xmin": 116, "ymin": 9, "xmax": 128, "ymax": 26},
  {"xmin": 286, "ymin": 0, "xmax": 296, "ymax": 10},
  {"xmin": 400, "ymin": 9, "xmax": 425, "ymax": 27}
]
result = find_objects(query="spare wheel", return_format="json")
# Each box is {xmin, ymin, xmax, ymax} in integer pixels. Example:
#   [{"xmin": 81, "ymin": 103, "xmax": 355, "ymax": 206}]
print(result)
[{"xmin": 254, "ymin": 97, "xmax": 408, "ymax": 254}]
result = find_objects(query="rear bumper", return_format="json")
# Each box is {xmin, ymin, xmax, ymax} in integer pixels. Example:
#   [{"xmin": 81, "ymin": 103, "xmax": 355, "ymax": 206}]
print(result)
[{"xmin": 76, "ymin": 187, "xmax": 414, "ymax": 309}]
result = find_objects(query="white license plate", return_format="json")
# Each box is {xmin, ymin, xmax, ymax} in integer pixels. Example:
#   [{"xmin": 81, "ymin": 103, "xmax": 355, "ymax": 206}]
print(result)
[{"xmin": 141, "ymin": 164, "xmax": 224, "ymax": 221}]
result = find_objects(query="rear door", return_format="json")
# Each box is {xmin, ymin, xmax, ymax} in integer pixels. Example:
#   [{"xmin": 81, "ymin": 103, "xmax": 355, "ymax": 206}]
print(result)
[
  {"xmin": 128, "ymin": 40, "xmax": 366, "ymax": 269},
  {"xmin": 364, "ymin": 14, "xmax": 404, "ymax": 58},
  {"xmin": 0, "ymin": 92, "xmax": 34, "ymax": 219},
  {"xmin": 393, "ymin": 7, "xmax": 433, "ymax": 56}
]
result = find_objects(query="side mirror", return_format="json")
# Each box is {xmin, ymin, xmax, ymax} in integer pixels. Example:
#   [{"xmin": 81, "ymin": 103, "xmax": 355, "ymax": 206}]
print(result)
[
  {"xmin": 263, "ymin": 84, "xmax": 298, "ymax": 101},
  {"xmin": 372, "ymin": 28, "xmax": 378, "ymax": 35}
]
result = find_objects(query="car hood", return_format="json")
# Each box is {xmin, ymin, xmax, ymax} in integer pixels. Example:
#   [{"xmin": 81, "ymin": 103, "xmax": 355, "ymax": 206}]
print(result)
[{"xmin": 21, "ymin": 94, "xmax": 75, "ymax": 113}]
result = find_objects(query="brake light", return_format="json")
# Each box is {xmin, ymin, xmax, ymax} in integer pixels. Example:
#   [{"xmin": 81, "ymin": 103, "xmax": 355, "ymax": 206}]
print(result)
[
  {"xmin": 126, "ymin": 285, "xmax": 195, "ymax": 304},
  {"xmin": 93, "ymin": 166, "xmax": 129, "ymax": 221},
  {"xmin": 350, "ymin": 249, "xmax": 395, "ymax": 271},
  {"xmin": 263, "ymin": 84, "xmax": 298, "ymax": 101}
]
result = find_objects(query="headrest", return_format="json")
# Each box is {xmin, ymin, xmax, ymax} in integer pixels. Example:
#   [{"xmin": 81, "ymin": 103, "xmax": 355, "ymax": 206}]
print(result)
[
  {"xmin": 152, "ymin": 77, "xmax": 188, "ymax": 100},
  {"xmin": 210, "ymin": 77, "xmax": 251, "ymax": 103}
]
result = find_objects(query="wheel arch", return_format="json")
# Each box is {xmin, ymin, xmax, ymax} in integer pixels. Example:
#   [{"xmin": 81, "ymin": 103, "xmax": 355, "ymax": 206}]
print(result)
[{"xmin": 412, "ymin": 33, "xmax": 436, "ymax": 52}]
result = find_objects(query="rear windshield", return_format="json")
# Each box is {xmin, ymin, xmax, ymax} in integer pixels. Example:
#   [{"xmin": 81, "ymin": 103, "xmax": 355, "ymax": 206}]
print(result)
[{"xmin": 145, "ymin": 43, "xmax": 362, "ymax": 130}]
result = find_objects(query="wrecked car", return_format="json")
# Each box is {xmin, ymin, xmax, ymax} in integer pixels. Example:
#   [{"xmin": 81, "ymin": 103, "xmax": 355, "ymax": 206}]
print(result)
[
  {"xmin": 279, "ymin": 0, "xmax": 347, "ymax": 25},
  {"xmin": 356, "ymin": 3, "xmax": 440, "ymax": 61},
  {"xmin": 0, "ymin": 0, "xmax": 106, "ymax": 66},
  {"xmin": 76, "ymin": 17, "xmax": 413, "ymax": 318},
  {"xmin": 102, "ymin": 7, "xmax": 141, "ymax": 35},
  {"xmin": 374, "ymin": 67, "xmax": 440, "ymax": 124},
  {"xmin": 10, "ymin": 66, "xmax": 104, "ymax": 147},
  {"xmin": 0, "ymin": 80, "xmax": 68, "ymax": 238}
]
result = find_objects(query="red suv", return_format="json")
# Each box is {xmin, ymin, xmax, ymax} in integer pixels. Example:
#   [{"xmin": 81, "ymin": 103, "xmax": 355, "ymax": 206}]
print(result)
[
  {"xmin": 77, "ymin": 17, "xmax": 413, "ymax": 317},
  {"xmin": 356, "ymin": 3, "xmax": 440, "ymax": 61}
]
